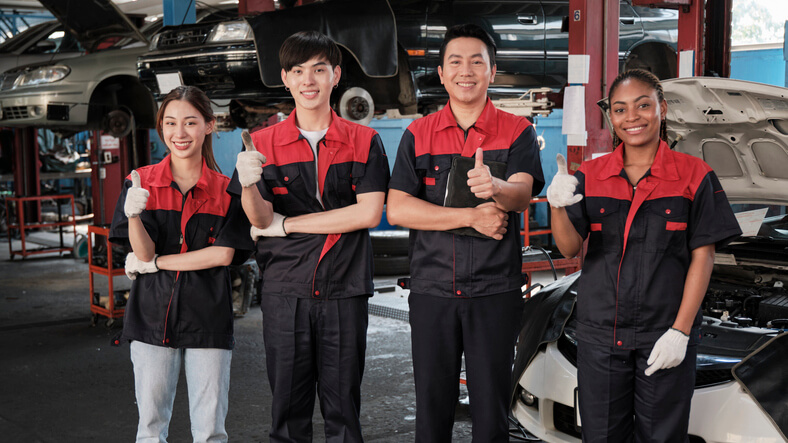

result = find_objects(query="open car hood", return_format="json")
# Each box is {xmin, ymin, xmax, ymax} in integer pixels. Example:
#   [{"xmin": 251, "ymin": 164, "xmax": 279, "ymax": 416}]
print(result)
[
  {"xmin": 662, "ymin": 77, "xmax": 788, "ymax": 206},
  {"xmin": 39, "ymin": 0, "xmax": 147, "ymax": 51}
]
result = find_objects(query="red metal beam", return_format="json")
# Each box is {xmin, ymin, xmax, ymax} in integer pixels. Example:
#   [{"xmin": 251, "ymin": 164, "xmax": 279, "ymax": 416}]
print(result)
[{"xmin": 565, "ymin": 0, "xmax": 619, "ymax": 169}]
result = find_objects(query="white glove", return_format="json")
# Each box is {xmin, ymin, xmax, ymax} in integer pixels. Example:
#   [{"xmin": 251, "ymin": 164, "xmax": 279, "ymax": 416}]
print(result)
[
  {"xmin": 124, "ymin": 170, "xmax": 149, "ymax": 218},
  {"xmin": 250, "ymin": 213, "xmax": 288, "ymax": 240},
  {"xmin": 236, "ymin": 130, "xmax": 267, "ymax": 188},
  {"xmin": 546, "ymin": 154, "xmax": 583, "ymax": 208},
  {"xmin": 645, "ymin": 328, "xmax": 689, "ymax": 376},
  {"xmin": 124, "ymin": 252, "xmax": 159, "ymax": 281}
]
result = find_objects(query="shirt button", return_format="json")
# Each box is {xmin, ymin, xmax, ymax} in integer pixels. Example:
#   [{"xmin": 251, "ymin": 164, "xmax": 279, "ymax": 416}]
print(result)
[
  {"xmin": 315, "ymin": 290, "xmax": 320, "ymax": 296},
  {"xmin": 665, "ymin": 209, "xmax": 671, "ymax": 214},
  {"xmin": 284, "ymin": 176, "xmax": 289, "ymax": 182},
  {"xmin": 434, "ymin": 166, "xmax": 439, "ymax": 171},
  {"xmin": 617, "ymin": 340, "xmax": 623, "ymax": 346},
  {"xmin": 456, "ymin": 290, "xmax": 462, "ymax": 295},
  {"xmin": 600, "ymin": 208, "xmax": 605, "ymax": 214},
  {"xmin": 165, "ymin": 339, "xmax": 170, "ymax": 344}
]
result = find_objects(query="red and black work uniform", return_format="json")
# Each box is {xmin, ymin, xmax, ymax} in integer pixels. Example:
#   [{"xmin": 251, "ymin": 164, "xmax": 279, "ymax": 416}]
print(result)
[
  {"xmin": 227, "ymin": 110, "xmax": 390, "ymax": 443},
  {"xmin": 389, "ymin": 99, "xmax": 544, "ymax": 443},
  {"xmin": 110, "ymin": 157, "xmax": 252, "ymax": 350},
  {"xmin": 565, "ymin": 140, "xmax": 741, "ymax": 442}
]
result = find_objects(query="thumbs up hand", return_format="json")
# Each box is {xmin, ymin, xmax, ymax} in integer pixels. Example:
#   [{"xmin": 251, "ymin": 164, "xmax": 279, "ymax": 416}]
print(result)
[
  {"xmin": 236, "ymin": 130, "xmax": 267, "ymax": 188},
  {"xmin": 124, "ymin": 170, "xmax": 150, "ymax": 218},
  {"xmin": 467, "ymin": 148, "xmax": 497, "ymax": 200},
  {"xmin": 546, "ymin": 154, "xmax": 583, "ymax": 208}
]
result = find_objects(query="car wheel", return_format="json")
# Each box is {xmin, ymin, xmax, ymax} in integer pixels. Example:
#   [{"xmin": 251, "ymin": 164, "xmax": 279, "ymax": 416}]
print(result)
[
  {"xmin": 103, "ymin": 108, "xmax": 133, "ymax": 138},
  {"xmin": 371, "ymin": 229, "xmax": 409, "ymax": 256},
  {"xmin": 338, "ymin": 87, "xmax": 374, "ymax": 126},
  {"xmin": 373, "ymin": 255, "xmax": 410, "ymax": 276}
]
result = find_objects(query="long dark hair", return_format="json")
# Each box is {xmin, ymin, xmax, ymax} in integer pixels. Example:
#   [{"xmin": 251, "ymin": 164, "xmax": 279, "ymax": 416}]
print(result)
[
  {"xmin": 607, "ymin": 69, "xmax": 667, "ymax": 149},
  {"xmin": 155, "ymin": 85, "xmax": 220, "ymax": 172}
]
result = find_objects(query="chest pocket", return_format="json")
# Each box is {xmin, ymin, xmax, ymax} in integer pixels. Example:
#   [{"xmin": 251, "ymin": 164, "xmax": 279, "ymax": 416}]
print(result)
[
  {"xmin": 324, "ymin": 162, "xmax": 359, "ymax": 209},
  {"xmin": 263, "ymin": 166, "xmax": 309, "ymax": 215},
  {"xmin": 186, "ymin": 221, "xmax": 217, "ymax": 251},
  {"xmin": 586, "ymin": 198, "xmax": 622, "ymax": 253},
  {"xmin": 421, "ymin": 157, "xmax": 453, "ymax": 205},
  {"xmin": 645, "ymin": 199, "xmax": 689, "ymax": 253}
]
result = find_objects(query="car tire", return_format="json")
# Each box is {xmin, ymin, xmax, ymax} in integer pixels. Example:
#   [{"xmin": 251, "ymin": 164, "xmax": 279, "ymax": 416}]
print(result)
[
  {"xmin": 373, "ymin": 255, "xmax": 410, "ymax": 276},
  {"xmin": 338, "ymin": 86, "xmax": 374, "ymax": 126},
  {"xmin": 371, "ymin": 229, "xmax": 409, "ymax": 256}
]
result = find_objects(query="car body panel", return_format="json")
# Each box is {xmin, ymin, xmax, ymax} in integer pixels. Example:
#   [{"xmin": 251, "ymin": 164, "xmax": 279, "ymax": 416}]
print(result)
[{"xmin": 664, "ymin": 77, "xmax": 788, "ymax": 205}]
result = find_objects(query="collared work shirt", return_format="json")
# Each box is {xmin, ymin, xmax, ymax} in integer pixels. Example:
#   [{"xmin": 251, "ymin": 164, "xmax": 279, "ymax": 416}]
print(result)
[
  {"xmin": 389, "ymin": 99, "xmax": 545, "ymax": 298},
  {"xmin": 228, "ymin": 110, "xmax": 390, "ymax": 299},
  {"xmin": 110, "ymin": 157, "xmax": 252, "ymax": 349},
  {"xmin": 567, "ymin": 141, "xmax": 741, "ymax": 349}
]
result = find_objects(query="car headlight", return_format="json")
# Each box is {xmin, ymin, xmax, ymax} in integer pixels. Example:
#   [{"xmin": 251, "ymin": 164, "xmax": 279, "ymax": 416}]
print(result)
[
  {"xmin": 13, "ymin": 66, "xmax": 70, "ymax": 88},
  {"xmin": 206, "ymin": 21, "xmax": 252, "ymax": 43},
  {"xmin": 148, "ymin": 33, "xmax": 161, "ymax": 51}
]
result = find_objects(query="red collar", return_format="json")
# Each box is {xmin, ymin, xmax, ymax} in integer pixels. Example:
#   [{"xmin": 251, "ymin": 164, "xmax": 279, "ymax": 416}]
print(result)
[
  {"xmin": 434, "ymin": 97, "xmax": 498, "ymax": 136},
  {"xmin": 596, "ymin": 139, "xmax": 679, "ymax": 181},
  {"xmin": 276, "ymin": 108, "xmax": 352, "ymax": 147},
  {"xmin": 147, "ymin": 155, "xmax": 215, "ymax": 197}
]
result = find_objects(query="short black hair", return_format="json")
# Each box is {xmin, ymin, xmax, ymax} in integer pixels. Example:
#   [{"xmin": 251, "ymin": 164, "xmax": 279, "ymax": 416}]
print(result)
[
  {"xmin": 438, "ymin": 23, "xmax": 496, "ymax": 67},
  {"xmin": 279, "ymin": 30, "xmax": 342, "ymax": 72}
]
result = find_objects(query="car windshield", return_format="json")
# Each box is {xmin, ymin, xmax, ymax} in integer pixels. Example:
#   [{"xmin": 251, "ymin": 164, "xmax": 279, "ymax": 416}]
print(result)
[
  {"xmin": 731, "ymin": 203, "xmax": 788, "ymax": 240},
  {"xmin": 0, "ymin": 21, "xmax": 53, "ymax": 52}
]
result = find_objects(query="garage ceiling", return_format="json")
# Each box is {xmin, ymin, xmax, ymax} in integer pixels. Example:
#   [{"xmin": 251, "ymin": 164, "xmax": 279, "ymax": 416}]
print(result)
[{"xmin": 0, "ymin": 0, "xmax": 238, "ymax": 17}]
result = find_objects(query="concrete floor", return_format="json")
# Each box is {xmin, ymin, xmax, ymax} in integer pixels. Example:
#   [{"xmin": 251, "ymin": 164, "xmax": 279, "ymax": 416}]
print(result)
[{"xmin": 0, "ymin": 227, "xmax": 548, "ymax": 442}]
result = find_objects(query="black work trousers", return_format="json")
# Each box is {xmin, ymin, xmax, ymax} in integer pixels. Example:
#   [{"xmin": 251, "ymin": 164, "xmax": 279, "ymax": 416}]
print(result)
[
  {"xmin": 577, "ymin": 341, "xmax": 697, "ymax": 443},
  {"xmin": 262, "ymin": 295, "xmax": 369, "ymax": 443},
  {"xmin": 409, "ymin": 290, "xmax": 524, "ymax": 443}
]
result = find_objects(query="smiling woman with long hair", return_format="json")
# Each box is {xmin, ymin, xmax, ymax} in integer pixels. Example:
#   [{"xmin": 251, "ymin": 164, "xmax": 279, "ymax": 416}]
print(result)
[{"xmin": 109, "ymin": 86, "xmax": 252, "ymax": 442}]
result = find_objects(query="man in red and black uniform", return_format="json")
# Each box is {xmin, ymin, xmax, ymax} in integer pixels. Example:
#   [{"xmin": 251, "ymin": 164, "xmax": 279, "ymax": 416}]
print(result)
[
  {"xmin": 227, "ymin": 31, "xmax": 389, "ymax": 442},
  {"xmin": 387, "ymin": 24, "xmax": 544, "ymax": 442}
]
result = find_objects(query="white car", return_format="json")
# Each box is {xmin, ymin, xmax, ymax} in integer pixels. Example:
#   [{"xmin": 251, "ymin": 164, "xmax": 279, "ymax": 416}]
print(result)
[{"xmin": 511, "ymin": 77, "xmax": 788, "ymax": 443}]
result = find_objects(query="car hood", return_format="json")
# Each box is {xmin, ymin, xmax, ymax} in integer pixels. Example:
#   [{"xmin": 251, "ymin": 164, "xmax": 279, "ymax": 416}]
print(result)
[
  {"xmin": 662, "ymin": 77, "xmax": 788, "ymax": 206},
  {"xmin": 39, "ymin": 0, "xmax": 147, "ymax": 51}
]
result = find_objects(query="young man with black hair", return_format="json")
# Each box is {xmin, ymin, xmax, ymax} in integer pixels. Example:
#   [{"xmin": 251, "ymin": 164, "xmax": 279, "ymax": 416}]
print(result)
[
  {"xmin": 387, "ymin": 23, "xmax": 544, "ymax": 442},
  {"xmin": 228, "ymin": 30, "xmax": 389, "ymax": 442}
]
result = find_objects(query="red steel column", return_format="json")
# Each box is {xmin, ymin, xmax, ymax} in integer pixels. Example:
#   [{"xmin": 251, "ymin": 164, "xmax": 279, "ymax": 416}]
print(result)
[{"xmin": 566, "ymin": 0, "xmax": 619, "ymax": 170}]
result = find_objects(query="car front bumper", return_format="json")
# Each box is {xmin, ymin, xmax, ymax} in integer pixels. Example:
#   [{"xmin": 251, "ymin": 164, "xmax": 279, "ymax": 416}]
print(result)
[
  {"xmin": 0, "ymin": 84, "xmax": 90, "ymax": 128},
  {"xmin": 512, "ymin": 343, "xmax": 784, "ymax": 443}
]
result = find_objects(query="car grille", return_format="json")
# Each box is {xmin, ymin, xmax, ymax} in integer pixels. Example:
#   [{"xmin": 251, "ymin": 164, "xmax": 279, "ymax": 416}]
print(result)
[
  {"xmin": 553, "ymin": 402, "xmax": 582, "ymax": 439},
  {"xmin": 156, "ymin": 25, "xmax": 212, "ymax": 49},
  {"xmin": 694, "ymin": 368, "xmax": 734, "ymax": 388},
  {"xmin": 3, "ymin": 106, "xmax": 29, "ymax": 119}
]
